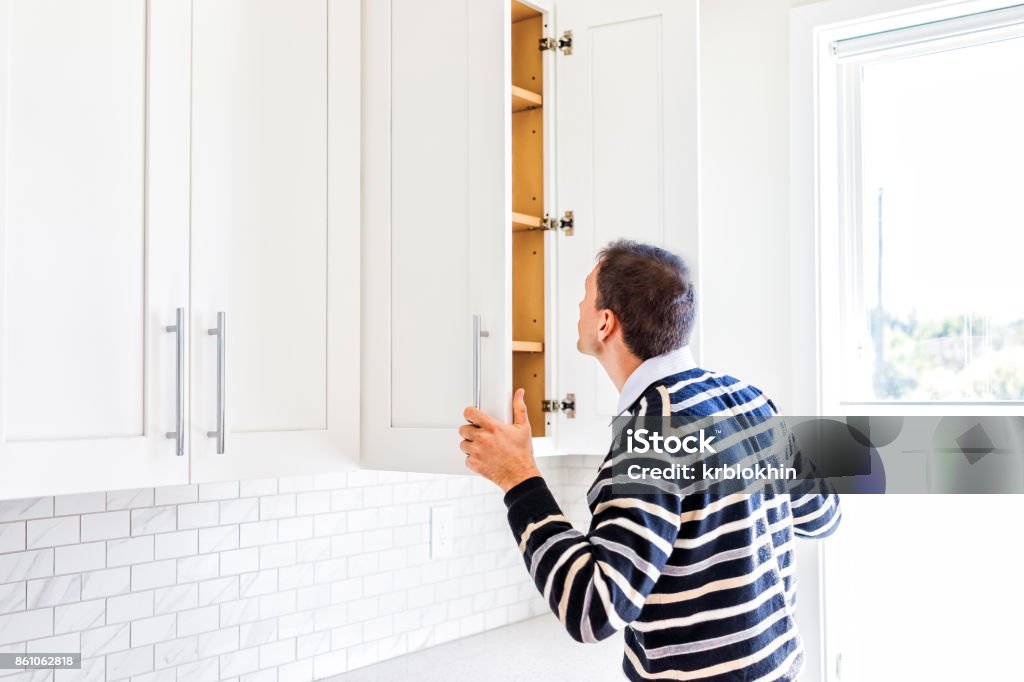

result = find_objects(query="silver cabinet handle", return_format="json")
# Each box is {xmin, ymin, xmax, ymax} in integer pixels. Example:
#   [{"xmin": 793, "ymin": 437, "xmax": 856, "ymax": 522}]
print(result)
[
  {"xmin": 207, "ymin": 312, "xmax": 226, "ymax": 454},
  {"xmin": 165, "ymin": 308, "xmax": 185, "ymax": 456},
  {"xmin": 472, "ymin": 314, "xmax": 490, "ymax": 409}
]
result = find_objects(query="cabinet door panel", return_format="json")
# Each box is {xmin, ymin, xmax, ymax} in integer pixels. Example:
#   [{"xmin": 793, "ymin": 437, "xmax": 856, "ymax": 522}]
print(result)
[
  {"xmin": 0, "ymin": 0, "xmax": 191, "ymax": 497},
  {"xmin": 362, "ymin": 0, "xmax": 510, "ymax": 473},
  {"xmin": 190, "ymin": 0, "xmax": 359, "ymax": 481},
  {"xmin": 554, "ymin": 0, "xmax": 699, "ymax": 454}
]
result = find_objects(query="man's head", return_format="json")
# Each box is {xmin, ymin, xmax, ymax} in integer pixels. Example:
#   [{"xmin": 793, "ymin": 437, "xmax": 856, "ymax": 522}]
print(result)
[{"xmin": 577, "ymin": 240, "xmax": 696, "ymax": 363}]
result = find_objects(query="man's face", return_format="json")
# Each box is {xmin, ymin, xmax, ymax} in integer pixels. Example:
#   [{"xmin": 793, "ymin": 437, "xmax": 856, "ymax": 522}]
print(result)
[{"xmin": 577, "ymin": 264, "xmax": 603, "ymax": 356}]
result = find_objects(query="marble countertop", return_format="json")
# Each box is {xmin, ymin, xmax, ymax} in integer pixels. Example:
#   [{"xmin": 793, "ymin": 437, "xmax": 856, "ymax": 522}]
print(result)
[{"xmin": 327, "ymin": 616, "xmax": 626, "ymax": 681}]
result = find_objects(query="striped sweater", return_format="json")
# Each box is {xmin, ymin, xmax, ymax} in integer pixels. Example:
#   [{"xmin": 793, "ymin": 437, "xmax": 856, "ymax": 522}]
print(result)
[{"xmin": 504, "ymin": 366, "xmax": 842, "ymax": 681}]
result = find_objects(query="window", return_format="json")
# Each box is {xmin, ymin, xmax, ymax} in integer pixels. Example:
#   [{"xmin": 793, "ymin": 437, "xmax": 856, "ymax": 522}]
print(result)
[{"xmin": 828, "ymin": 5, "xmax": 1024, "ymax": 409}]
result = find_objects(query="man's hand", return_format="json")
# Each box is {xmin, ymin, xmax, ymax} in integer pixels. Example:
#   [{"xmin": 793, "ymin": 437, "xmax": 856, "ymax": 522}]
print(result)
[{"xmin": 460, "ymin": 388, "xmax": 541, "ymax": 493}]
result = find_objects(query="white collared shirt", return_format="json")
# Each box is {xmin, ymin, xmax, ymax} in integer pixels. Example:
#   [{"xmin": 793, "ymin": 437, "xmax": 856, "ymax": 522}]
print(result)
[{"xmin": 615, "ymin": 346, "xmax": 698, "ymax": 415}]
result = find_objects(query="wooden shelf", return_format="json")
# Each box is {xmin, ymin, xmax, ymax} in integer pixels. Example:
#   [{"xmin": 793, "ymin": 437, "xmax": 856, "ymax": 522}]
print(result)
[
  {"xmin": 512, "ymin": 340, "xmax": 543, "ymax": 353},
  {"xmin": 512, "ymin": 2, "xmax": 541, "ymax": 24},
  {"xmin": 512, "ymin": 85, "xmax": 542, "ymax": 112},
  {"xmin": 512, "ymin": 212, "xmax": 543, "ymax": 232}
]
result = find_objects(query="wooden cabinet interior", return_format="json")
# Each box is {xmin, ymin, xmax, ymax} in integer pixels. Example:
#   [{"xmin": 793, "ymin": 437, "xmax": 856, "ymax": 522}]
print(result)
[{"xmin": 511, "ymin": 1, "xmax": 547, "ymax": 436}]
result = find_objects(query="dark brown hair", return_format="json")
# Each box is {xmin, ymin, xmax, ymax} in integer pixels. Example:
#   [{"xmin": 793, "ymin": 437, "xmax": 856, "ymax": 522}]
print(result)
[{"xmin": 595, "ymin": 240, "xmax": 696, "ymax": 360}]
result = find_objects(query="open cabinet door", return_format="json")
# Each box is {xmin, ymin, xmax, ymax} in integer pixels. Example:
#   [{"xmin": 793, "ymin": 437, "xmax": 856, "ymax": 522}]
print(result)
[
  {"xmin": 362, "ymin": 0, "xmax": 511, "ymax": 474},
  {"xmin": 554, "ymin": 0, "xmax": 700, "ymax": 455}
]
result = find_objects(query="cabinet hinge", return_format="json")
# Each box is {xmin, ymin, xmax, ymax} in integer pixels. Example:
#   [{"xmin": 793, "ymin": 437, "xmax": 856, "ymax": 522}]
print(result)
[
  {"xmin": 541, "ymin": 210, "xmax": 574, "ymax": 236},
  {"xmin": 541, "ymin": 393, "xmax": 576, "ymax": 418},
  {"xmin": 539, "ymin": 30, "xmax": 573, "ymax": 55}
]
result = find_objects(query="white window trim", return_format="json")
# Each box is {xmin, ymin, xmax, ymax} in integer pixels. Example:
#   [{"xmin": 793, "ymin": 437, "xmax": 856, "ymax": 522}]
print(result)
[
  {"xmin": 791, "ymin": 0, "xmax": 1024, "ymax": 420},
  {"xmin": 791, "ymin": 4, "xmax": 1024, "ymax": 682}
]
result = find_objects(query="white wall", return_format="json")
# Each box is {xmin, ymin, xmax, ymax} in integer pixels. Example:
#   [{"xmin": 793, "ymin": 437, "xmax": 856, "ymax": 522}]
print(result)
[
  {"xmin": 698, "ymin": 0, "xmax": 801, "ymax": 411},
  {"xmin": 699, "ymin": 4, "xmax": 832, "ymax": 681}
]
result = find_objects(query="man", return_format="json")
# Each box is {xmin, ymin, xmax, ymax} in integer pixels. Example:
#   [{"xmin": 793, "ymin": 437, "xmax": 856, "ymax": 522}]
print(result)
[{"xmin": 459, "ymin": 240, "xmax": 841, "ymax": 681}]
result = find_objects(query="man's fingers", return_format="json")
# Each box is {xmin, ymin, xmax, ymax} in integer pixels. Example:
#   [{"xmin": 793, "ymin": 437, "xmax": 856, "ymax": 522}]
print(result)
[
  {"xmin": 463, "ymin": 406, "xmax": 495, "ymax": 430},
  {"xmin": 457, "ymin": 423, "xmax": 480, "ymax": 440},
  {"xmin": 512, "ymin": 388, "xmax": 530, "ymax": 428},
  {"xmin": 459, "ymin": 439, "xmax": 473, "ymax": 455}
]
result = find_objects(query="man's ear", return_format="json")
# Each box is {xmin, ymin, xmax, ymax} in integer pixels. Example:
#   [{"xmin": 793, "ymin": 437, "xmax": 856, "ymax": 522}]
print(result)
[{"xmin": 597, "ymin": 309, "xmax": 616, "ymax": 343}]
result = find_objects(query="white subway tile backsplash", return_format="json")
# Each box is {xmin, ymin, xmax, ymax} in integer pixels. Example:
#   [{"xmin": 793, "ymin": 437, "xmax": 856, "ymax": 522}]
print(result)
[
  {"xmin": 153, "ymin": 635, "xmax": 197, "ymax": 670},
  {"xmin": 26, "ymin": 631, "xmax": 79, "ymax": 655},
  {"xmin": 106, "ymin": 489, "xmax": 154, "ymax": 511},
  {"xmin": 198, "ymin": 526, "xmax": 239, "ymax": 555},
  {"xmin": 258, "ymin": 495, "xmax": 295, "ymax": 521},
  {"xmin": 130, "ymin": 561, "xmax": 175, "ymax": 592},
  {"xmin": 239, "ymin": 618, "xmax": 277, "ymax": 649},
  {"xmin": 277, "ymin": 517, "xmax": 313, "ymax": 543},
  {"xmin": 0, "ymin": 523, "xmax": 26, "ymax": 555},
  {"xmin": 279, "ymin": 657, "xmax": 313, "ymax": 682},
  {"xmin": 153, "ymin": 486, "xmax": 197, "ymax": 507},
  {"xmin": 198, "ymin": 482, "xmax": 239, "ymax": 502},
  {"xmin": 259, "ymin": 638, "xmax": 295, "ymax": 668},
  {"xmin": 130, "ymin": 507, "xmax": 176, "ymax": 536},
  {"xmin": 153, "ymin": 531, "xmax": 197, "ymax": 561},
  {"xmin": 0, "ymin": 549, "xmax": 53, "ymax": 584},
  {"xmin": 153, "ymin": 584, "xmax": 198, "ymax": 616},
  {"xmin": 26, "ymin": 575, "xmax": 80, "ymax": 608},
  {"xmin": 0, "ymin": 583, "xmax": 25, "ymax": 615},
  {"xmin": 175, "ymin": 656, "xmax": 218, "ymax": 682},
  {"xmin": 239, "ymin": 480, "xmax": 277, "ymax": 499},
  {"xmin": 197, "ymin": 626, "xmax": 239, "ymax": 658},
  {"xmin": 259, "ymin": 542, "xmax": 295, "ymax": 570},
  {"xmin": 107, "ymin": 591, "xmax": 153, "ymax": 625},
  {"xmin": 219, "ymin": 598, "xmax": 260, "ymax": 628},
  {"xmin": 106, "ymin": 643, "xmax": 153, "ymax": 680},
  {"xmin": 238, "ymin": 521, "xmax": 277, "ymax": 548},
  {"xmin": 220, "ymin": 500, "xmax": 259, "ymax": 526},
  {"xmin": 238, "ymin": 571, "xmax": 276, "ymax": 599},
  {"xmin": 54, "ymin": 599, "xmax": 105, "ymax": 635},
  {"xmin": 220, "ymin": 646, "xmax": 259, "ymax": 678},
  {"xmin": 0, "ymin": 458, "xmax": 578, "ymax": 681},
  {"xmin": 198, "ymin": 576, "xmax": 238, "ymax": 606},
  {"xmin": 176, "ymin": 605, "xmax": 219, "ymax": 638},
  {"xmin": 130, "ymin": 613, "xmax": 176, "ymax": 647},
  {"xmin": 176, "ymin": 555, "xmax": 218, "ymax": 584},
  {"xmin": 53, "ymin": 542, "xmax": 105, "ymax": 576},
  {"xmin": 0, "ymin": 498, "xmax": 54, "ymax": 523},
  {"xmin": 54, "ymin": 493, "xmax": 106, "ymax": 517},
  {"xmin": 107, "ymin": 537, "xmax": 153, "ymax": 567},
  {"xmin": 177, "ymin": 503, "xmax": 219, "ymax": 530},
  {"xmin": 220, "ymin": 549, "xmax": 258, "ymax": 577},
  {"xmin": 278, "ymin": 477, "xmax": 315, "ymax": 494},
  {"xmin": 0, "ymin": 608, "xmax": 52, "ymax": 645},
  {"xmin": 26, "ymin": 517, "xmax": 79, "ymax": 549},
  {"xmin": 81, "ymin": 567, "xmax": 131, "ymax": 600}
]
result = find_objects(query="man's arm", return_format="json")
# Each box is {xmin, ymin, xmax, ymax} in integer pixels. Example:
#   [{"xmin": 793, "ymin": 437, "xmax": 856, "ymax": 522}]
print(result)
[
  {"xmin": 460, "ymin": 385, "xmax": 682, "ymax": 643},
  {"xmin": 504, "ymin": 472, "xmax": 682, "ymax": 643}
]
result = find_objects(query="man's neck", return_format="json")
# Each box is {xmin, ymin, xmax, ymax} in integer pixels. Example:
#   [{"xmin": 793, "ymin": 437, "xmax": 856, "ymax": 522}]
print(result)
[{"xmin": 598, "ymin": 350, "xmax": 643, "ymax": 393}]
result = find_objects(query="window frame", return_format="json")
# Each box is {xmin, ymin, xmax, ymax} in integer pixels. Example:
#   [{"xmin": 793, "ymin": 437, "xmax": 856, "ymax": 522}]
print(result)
[{"xmin": 810, "ymin": 1, "xmax": 1024, "ymax": 416}]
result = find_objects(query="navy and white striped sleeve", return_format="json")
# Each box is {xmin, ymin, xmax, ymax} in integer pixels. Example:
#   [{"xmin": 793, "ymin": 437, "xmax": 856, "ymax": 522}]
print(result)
[
  {"xmin": 503, "ymin": 384, "xmax": 682, "ymax": 643},
  {"xmin": 787, "ymin": 438, "xmax": 843, "ymax": 538},
  {"xmin": 504, "ymin": 476, "xmax": 682, "ymax": 643}
]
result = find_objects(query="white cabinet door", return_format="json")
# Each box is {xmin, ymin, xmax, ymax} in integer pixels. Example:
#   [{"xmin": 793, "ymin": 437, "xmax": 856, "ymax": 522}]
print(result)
[
  {"xmin": 190, "ymin": 0, "xmax": 359, "ymax": 482},
  {"xmin": 0, "ymin": 0, "xmax": 191, "ymax": 498},
  {"xmin": 362, "ymin": 0, "xmax": 511, "ymax": 474},
  {"xmin": 553, "ymin": 0, "xmax": 700, "ymax": 454}
]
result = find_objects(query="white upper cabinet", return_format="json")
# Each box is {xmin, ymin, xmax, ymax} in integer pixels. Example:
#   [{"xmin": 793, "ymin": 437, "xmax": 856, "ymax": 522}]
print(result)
[
  {"xmin": 190, "ymin": 0, "xmax": 360, "ymax": 482},
  {"xmin": 0, "ymin": 0, "xmax": 191, "ymax": 498},
  {"xmin": 554, "ymin": 0, "xmax": 700, "ymax": 454},
  {"xmin": 362, "ymin": 0, "xmax": 511, "ymax": 474},
  {"xmin": 361, "ymin": 0, "xmax": 698, "ymax": 469}
]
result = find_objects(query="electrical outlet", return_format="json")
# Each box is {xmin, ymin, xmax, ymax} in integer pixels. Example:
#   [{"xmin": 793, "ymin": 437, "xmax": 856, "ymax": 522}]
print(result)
[{"xmin": 430, "ymin": 505, "xmax": 454, "ymax": 559}]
